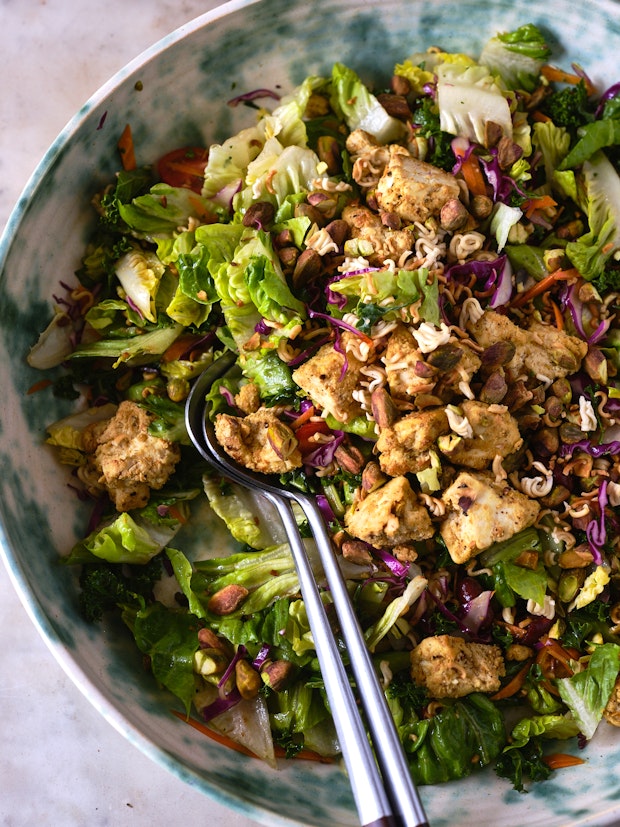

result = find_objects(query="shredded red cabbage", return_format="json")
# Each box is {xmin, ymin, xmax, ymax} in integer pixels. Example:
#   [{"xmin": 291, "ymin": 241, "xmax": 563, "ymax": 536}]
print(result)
[
  {"xmin": 316, "ymin": 493, "xmax": 337, "ymax": 524},
  {"xmin": 218, "ymin": 644, "xmax": 247, "ymax": 695},
  {"xmin": 304, "ymin": 431, "xmax": 345, "ymax": 467},
  {"xmin": 201, "ymin": 687, "xmax": 243, "ymax": 722},
  {"xmin": 560, "ymin": 439, "xmax": 620, "ymax": 458},
  {"xmin": 373, "ymin": 547, "xmax": 410, "ymax": 579},
  {"xmin": 227, "ymin": 88, "xmax": 281, "ymax": 107},
  {"xmin": 253, "ymin": 643, "xmax": 271, "ymax": 670},
  {"xmin": 595, "ymin": 81, "xmax": 620, "ymax": 118}
]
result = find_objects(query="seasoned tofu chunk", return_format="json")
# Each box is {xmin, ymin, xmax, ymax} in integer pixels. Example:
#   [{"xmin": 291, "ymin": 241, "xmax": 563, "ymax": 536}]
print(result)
[
  {"xmin": 376, "ymin": 407, "xmax": 450, "ymax": 476},
  {"xmin": 214, "ymin": 408, "xmax": 302, "ymax": 475},
  {"xmin": 84, "ymin": 400, "xmax": 181, "ymax": 512},
  {"xmin": 341, "ymin": 202, "xmax": 415, "ymax": 265},
  {"xmin": 410, "ymin": 634, "xmax": 505, "ymax": 698},
  {"xmin": 469, "ymin": 310, "xmax": 587, "ymax": 382},
  {"xmin": 345, "ymin": 475, "xmax": 434, "ymax": 548},
  {"xmin": 383, "ymin": 323, "xmax": 431, "ymax": 400},
  {"xmin": 376, "ymin": 144, "xmax": 461, "ymax": 224},
  {"xmin": 604, "ymin": 677, "xmax": 620, "ymax": 727},
  {"xmin": 292, "ymin": 342, "xmax": 366, "ymax": 423},
  {"xmin": 440, "ymin": 471, "xmax": 540, "ymax": 564},
  {"xmin": 438, "ymin": 400, "xmax": 522, "ymax": 470}
]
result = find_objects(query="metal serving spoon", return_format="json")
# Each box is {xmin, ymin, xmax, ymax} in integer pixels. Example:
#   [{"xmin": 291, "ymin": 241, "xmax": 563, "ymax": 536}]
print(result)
[{"xmin": 185, "ymin": 352, "xmax": 430, "ymax": 827}]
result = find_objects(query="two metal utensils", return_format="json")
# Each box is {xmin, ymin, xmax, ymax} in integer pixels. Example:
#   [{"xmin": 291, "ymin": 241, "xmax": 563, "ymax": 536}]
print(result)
[{"xmin": 185, "ymin": 352, "xmax": 429, "ymax": 827}]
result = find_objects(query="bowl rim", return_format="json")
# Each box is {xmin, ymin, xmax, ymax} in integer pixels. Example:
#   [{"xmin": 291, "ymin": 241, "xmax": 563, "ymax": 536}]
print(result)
[{"xmin": 0, "ymin": 2, "xmax": 310, "ymax": 825}]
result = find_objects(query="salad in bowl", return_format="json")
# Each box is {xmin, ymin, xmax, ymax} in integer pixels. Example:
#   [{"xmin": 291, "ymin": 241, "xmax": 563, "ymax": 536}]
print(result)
[{"xmin": 26, "ymin": 15, "xmax": 620, "ymax": 810}]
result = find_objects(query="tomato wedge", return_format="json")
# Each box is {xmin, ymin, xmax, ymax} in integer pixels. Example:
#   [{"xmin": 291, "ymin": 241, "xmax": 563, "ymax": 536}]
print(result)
[
  {"xmin": 294, "ymin": 419, "xmax": 332, "ymax": 454},
  {"xmin": 157, "ymin": 146, "xmax": 209, "ymax": 192}
]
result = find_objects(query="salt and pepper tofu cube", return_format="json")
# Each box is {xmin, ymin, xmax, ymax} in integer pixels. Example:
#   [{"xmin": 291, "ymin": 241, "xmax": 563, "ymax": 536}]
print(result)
[
  {"xmin": 440, "ymin": 470, "xmax": 540, "ymax": 564},
  {"xmin": 345, "ymin": 475, "xmax": 434, "ymax": 548},
  {"xmin": 410, "ymin": 634, "xmax": 505, "ymax": 698}
]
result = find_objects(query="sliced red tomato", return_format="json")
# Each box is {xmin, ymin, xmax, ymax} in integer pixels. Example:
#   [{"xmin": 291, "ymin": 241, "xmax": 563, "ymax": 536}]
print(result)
[
  {"xmin": 157, "ymin": 146, "xmax": 209, "ymax": 192},
  {"xmin": 294, "ymin": 419, "xmax": 332, "ymax": 454}
]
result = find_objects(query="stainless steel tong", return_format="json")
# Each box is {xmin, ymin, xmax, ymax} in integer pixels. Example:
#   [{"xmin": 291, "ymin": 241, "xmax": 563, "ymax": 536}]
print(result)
[{"xmin": 185, "ymin": 352, "xmax": 430, "ymax": 827}]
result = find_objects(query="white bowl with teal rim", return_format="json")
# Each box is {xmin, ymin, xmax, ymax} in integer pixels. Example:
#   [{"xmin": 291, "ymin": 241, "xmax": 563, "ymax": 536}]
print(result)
[{"xmin": 3, "ymin": 0, "xmax": 620, "ymax": 824}]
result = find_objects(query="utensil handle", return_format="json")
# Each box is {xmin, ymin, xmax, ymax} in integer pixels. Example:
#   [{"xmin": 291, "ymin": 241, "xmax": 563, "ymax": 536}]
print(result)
[
  {"xmin": 264, "ymin": 493, "xmax": 395, "ymax": 827},
  {"xmin": 299, "ymin": 497, "xmax": 429, "ymax": 827}
]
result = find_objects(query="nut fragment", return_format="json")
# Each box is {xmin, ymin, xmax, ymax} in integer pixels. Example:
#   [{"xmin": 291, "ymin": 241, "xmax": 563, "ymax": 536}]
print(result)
[
  {"xmin": 376, "ymin": 92, "xmax": 412, "ymax": 120},
  {"xmin": 242, "ymin": 200, "xmax": 275, "ymax": 230},
  {"xmin": 235, "ymin": 659, "xmax": 262, "ymax": 700},
  {"xmin": 207, "ymin": 584, "xmax": 249, "ymax": 615},
  {"xmin": 292, "ymin": 248, "xmax": 322, "ymax": 289},
  {"xmin": 334, "ymin": 442, "xmax": 366, "ymax": 474},
  {"xmin": 497, "ymin": 135, "xmax": 523, "ymax": 170},
  {"xmin": 341, "ymin": 539, "xmax": 374, "ymax": 565},
  {"xmin": 480, "ymin": 340, "xmax": 516, "ymax": 368},
  {"xmin": 261, "ymin": 659, "xmax": 296, "ymax": 691},
  {"xmin": 584, "ymin": 347, "xmax": 608, "ymax": 384},
  {"xmin": 439, "ymin": 198, "xmax": 470, "ymax": 232},
  {"xmin": 370, "ymin": 387, "xmax": 398, "ymax": 429}
]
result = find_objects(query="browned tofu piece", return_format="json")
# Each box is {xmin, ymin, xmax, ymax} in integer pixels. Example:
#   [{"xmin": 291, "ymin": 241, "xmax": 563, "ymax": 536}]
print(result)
[
  {"xmin": 383, "ymin": 323, "xmax": 431, "ymax": 400},
  {"xmin": 376, "ymin": 144, "xmax": 461, "ymax": 224},
  {"xmin": 604, "ymin": 677, "xmax": 620, "ymax": 727},
  {"xmin": 410, "ymin": 635, "xmax": 505, "ymax": 698},
  {"xmin": 214, "ymin": 408, "xmax": 302, "ymax": 475},
  {"xmin": 292, "ymin": 342, "xmax": 366, "ymax": 423},
  {"xmin": 85, "ymin": 399, "xmax": 181, "ymax": 511},
  {"xmin": 376, "ymin": 407, "xmax": 450, "ymax": 476},
  {"xmin": 345, "ymin": 475, "xmax": 434, "ymax": 548},
  {"xmin": 341, "ymin": 203, "xmax": 415, "ymax": 266},
  {"xmin": 439, "ymin": 400, "xmax": 522, "ymax": 470},
  {"xmin": 469, "ymin": 310, "xmax": 587, "ymax": 382},
  {"xmin": 440, "ymin": 471, "xmax": 540, "ymax": 564}
]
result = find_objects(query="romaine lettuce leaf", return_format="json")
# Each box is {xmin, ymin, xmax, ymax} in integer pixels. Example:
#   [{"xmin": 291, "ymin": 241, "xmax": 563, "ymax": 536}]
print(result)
[
  {"xmin": 330, "ymin": 62, "xmax": 405, "ymax": 144},
  {"xmin": 557, "ymin": 643, "xmax": 620, "ymax": 739}
]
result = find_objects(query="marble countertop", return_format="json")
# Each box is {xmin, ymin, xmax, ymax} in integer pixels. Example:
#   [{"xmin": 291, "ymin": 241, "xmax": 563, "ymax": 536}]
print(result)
[{"xmin": 0, "ymin": 3, "xmax": 261, "ymax": 825}]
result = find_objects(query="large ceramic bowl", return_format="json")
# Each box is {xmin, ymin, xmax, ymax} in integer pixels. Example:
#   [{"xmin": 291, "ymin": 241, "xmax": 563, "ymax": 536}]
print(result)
[{"xmin": 3, "ymin": 0, "xmax": 620, "ymax": 824}]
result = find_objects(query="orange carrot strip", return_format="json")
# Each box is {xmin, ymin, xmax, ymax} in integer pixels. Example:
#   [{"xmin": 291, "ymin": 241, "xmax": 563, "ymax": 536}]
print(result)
[
  {"xmin": 170, "ymin": 710, "xmax": 333, "ymax": 763},
  {"xmin": 523, "ymin": 194, "xmax": 557, "ymax": 220},
  {"xmin": 531, "ymin": 111, "xmax": 551, "ymax": 123},
  {"xmin": 550, "ymin": 300, "xmax": 565, "ymax": 330},
  {"xmin": 290, "ymin": 405, "xmax": 316, "ymax": 430},
  {"xmin": 490, "ymin": 659, "xmax": 533, "ymax": 701},
  {"xmin": 510, "ymin": 268, "xmax": 578, "ymax": 309},
  {"xmin": 118, "ymin": 123, "xmax": 136, "ymax": 171},
  {"xmin": 543, "ymin": 753, "xmax": 586, "ymax": 770},
  {"xmin": 27, "ymin": 378, "xmax": 53, "ymax": 395},
  {"xmin": 167, "ymin": 505, "xmax": 188, "ymax": 524},
  {"xmin": 541, "ymin": 65, "xmax": 595, "ymax": 95}
]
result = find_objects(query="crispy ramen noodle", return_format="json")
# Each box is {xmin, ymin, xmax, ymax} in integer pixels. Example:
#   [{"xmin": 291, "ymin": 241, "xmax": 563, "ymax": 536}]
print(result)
[{"xmin": 448, "ymin": 231, "xmax": 486, "ymax": 263}]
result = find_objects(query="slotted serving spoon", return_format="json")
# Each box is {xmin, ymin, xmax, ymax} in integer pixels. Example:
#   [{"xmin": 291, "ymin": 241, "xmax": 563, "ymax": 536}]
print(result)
[{"xmin": 185, "ymin": 352, "xmax": 429, "ymax": 827}]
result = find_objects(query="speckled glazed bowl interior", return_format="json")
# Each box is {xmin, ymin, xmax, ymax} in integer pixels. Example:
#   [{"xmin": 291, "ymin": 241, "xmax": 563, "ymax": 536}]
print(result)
[{"xmin": 4, "ymin": 0, "xmax": 620, "ymax": 824}]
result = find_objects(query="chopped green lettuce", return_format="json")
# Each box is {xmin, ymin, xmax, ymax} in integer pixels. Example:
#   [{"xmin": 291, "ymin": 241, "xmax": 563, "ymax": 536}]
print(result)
[
  {"xmin": 330, "ymin": 62, "xmax": 405, "ymax": 144},
  {"xmin": 557, "ymin": 643, "xmax": 620, "ymax": 739},
  {"xmin": 480, "ymin": 24, "xmax": 551, "ymax": 92}
]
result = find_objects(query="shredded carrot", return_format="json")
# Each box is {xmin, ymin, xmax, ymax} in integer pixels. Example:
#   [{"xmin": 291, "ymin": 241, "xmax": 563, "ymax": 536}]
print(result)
[
  {"xmin": 543, "ymin": 752, "xmax": 586, "ymax": 770},
  {"xmin": 490, "ymin": 659, "xmax": 533, "ymax": 701},
  {"xmin": 550, "ymin": 300, "xmax": 565, "ymax": 330},
  {"xmin": 290, "ymin": 405, "xmax": 317, "ymax": 430},
  {"xmin": 523, "ymin": 194, "xmax": 557, "ymax": 220},
  {"xmin": 118, "ymin": 123, "xmax": 136, "ymax": 171},
  {"xmin": 541, "ymin": 64, "xmax": 595, "ymax": 96},
  {"xmin": 27, "ymin": 378, "xmax": 53, "ymax": 395},
  {"xmin": 531, "ymin": 111, "xmax": 551, "ymax": 124},
  {"xmin": 510, "ymin": 267, "xmax": 578, "ymax": 309},
  {"xmin": 170, "ymin": 709, "xmax": 333, "ymax": 763},
  {"xmin": 167, "ymin": 504, "xmax": 188, "ymax": 524},
  {"xmin": 452, "ymin": 147, "xmax": 487, "ymax": 197},
  {"xmin": 161, "ymin": 334, "xmax": 202, "ymax": 363}
]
